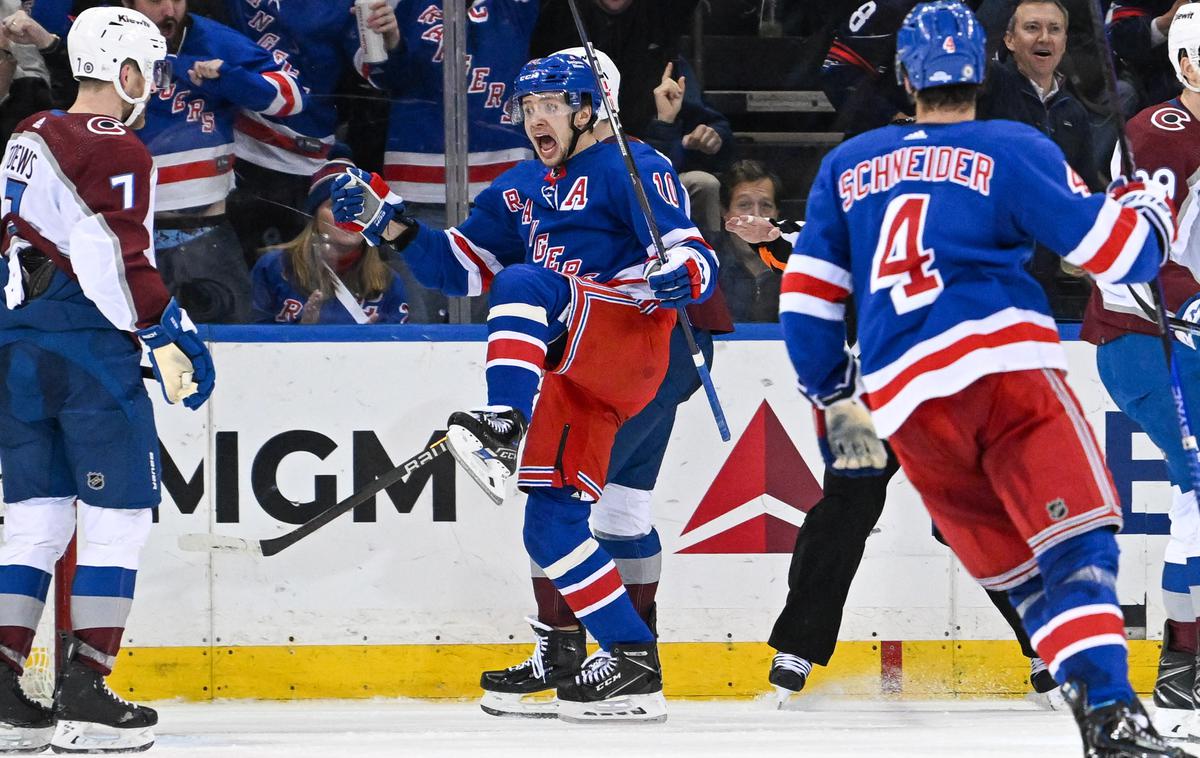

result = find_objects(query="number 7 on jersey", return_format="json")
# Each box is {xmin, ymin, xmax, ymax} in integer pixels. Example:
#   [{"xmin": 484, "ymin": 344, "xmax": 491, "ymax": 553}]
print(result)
[{"xmin": 870, "ymin": 193, "xmax": 944, "ymax": 314}]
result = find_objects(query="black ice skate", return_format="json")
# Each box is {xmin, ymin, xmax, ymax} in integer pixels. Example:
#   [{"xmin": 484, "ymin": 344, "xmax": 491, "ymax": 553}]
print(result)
[
  {"xmin": 50, "ymin": 642, "xmax": 156, "ymax": 754},
  {"xmin": 556, "ymin": 643, "xmax": 667, "ymax": 724},
  {"xmin": 1152, "ymin": 623, "xmax": 1198, "ymax": 742},
  {"xmin": 479, "ymin": 618, "xmax": 586, "ymax": 718},
  {"xmin": 769, "ymin": 653, "xmax": 811, "ymax": 708},
  {"xmin": 446, "ymin": 407, "xmax": 527, "ymax": 504},
  {"xmin": 1026, "ymin": 657, "xmax": 1066, "ymax": 711},
  {"xmin": 1065, "ymin": 680, "xmax": 1194, "ymax": 758},
  {"xmin": 0, "ymin": 665, "xmax": 54, "ymax": 753}
]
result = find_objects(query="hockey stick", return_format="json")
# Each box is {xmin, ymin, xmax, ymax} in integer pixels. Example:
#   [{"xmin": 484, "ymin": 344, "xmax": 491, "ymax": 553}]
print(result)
[
  {"xmin": 177, "ymin": 434, "xmax": 448, "ymax": 557},
  {"xmin": 562, "ymin": 0, "xmax": 730, "ymax": 442},
  {"xmin": 1086, "ymin": 0, "xmax": 1200, "ymax": 492}
]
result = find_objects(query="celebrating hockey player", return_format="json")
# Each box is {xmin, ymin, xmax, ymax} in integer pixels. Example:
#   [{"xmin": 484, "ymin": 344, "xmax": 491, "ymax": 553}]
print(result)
[
  {"xmin": 1081, "ymin": 6, "xmax": 1200, "ymax": 741},
  {"xmin": 781, "ymin": 1, "xmax": 1185, "ymax": 755},
  {"xmin": 331, "ymin": 52, "xmax": 717, "ymax": 723},
  {"xmin": 0, "ymin": 6, "xmax": 215, "ymax": 753}
]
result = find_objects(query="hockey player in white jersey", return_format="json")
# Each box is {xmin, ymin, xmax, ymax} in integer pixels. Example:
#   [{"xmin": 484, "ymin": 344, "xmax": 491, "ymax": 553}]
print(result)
[{"xmin": 0, "ymin": 7, "xmax": 214, "ymax": 753}]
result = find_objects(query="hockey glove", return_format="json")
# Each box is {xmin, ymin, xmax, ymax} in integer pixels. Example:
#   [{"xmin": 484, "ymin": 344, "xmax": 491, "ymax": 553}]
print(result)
[
  {"xmin": 816, "ymin": 398, "xmax": 888, "ymax": 474},
  {"xmin": 1107, "ymin": 176, "xmax": 1176, "ymax": 257},
  {"xmin": 136, "ymin": 299, "xmax": 215, "ymax": 410},
  {"xmin": 644, "ymin": 245, "xmax": 711, "ymax": 303},
  {"xmin": 329, "ymin": 168, "xmax": 405, "ymax": 247}
]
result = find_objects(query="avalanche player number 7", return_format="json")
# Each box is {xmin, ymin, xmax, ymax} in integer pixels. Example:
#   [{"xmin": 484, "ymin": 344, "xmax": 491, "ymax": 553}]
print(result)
[{"xmin": 870, "ymin": 193, "xmax": 944, "ymax": 314}]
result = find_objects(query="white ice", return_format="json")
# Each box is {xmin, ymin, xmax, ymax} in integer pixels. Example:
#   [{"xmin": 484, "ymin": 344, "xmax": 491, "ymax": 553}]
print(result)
[{"xmin": 146, "ymin": 698, "xmax": 1098, "ymax": 757}]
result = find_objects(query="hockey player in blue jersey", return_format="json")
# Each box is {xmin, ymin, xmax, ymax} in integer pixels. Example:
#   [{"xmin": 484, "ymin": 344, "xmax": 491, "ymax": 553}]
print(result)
[
  {"xmin": 331, "ymin": 53, "xmax": 717, "ymax": 723},
  {"xmin": 783, "ymin": 2, "xmax": 1186, "ymax": 755},
  {"xmin": 0, "ymin": 8, "xmax": 214, "ymax": 752}
]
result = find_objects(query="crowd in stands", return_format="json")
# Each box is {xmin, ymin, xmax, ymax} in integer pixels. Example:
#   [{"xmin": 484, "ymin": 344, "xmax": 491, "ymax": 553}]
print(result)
[{"xmin": 0, "ymin": 0, "xmax": 1187, "ymax": 324}]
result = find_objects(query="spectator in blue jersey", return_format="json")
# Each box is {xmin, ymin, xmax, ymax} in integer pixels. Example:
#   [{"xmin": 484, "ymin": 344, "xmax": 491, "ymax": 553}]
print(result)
[
  {"xmin": 378, "ymin": 0, "xmax": 540, "ymax": 323},
  {"xmin": 640, "ymin": 56, "xmax": 735, "ymax": 239},
  {"xmin": 222, "ymin": 0, "xmax": 400, "ymax": 258},
  {"xmin": 104, "ymin": 0, "xmax": 311, "ymax": 324},
  {"xmin": 1108, "ymin": 0, "xmax": 1187, "ymax": 115},
  {"xmin": 251, "ymin": 160, "xmax": 409, "ymax": 325}
]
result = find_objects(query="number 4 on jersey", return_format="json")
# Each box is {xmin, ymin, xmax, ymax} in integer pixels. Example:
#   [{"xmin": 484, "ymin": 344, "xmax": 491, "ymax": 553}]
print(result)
[{"xmin": 870, "ymin": 193, "xmax": 943, "ymax": 314}]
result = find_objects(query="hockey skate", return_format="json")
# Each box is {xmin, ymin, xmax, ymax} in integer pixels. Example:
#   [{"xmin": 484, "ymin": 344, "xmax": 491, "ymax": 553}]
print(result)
[
  {"xmin": 479, "ymin": 618, "xmax": 586, "ymax": 718},
  {"xmin": 1025, "ymin": 657, "xmax": 1066, "ymax": 711},
  {"xmin": 0, "ymin": 666, "xmax": 54, "ymax": 753},
  {"xmin": 556, "ymin": 643, "xmax": 667, "ymax": 724},
  {"xmin": 769, "ymin": 653, "xmax": 811, "ymax": 708},
  {"xmin": 1065, "ymin": 680, "xmax": 1193, "ymax": 758},
  {"xmin": 1152, "ymin": 623, "xmax": 1198, "ymax": 743},
  {"xmin": 50, "ymin": 644, "xmax": 156, "ymax": 754},
  {"xmin": 446, "ymin": 407, "xmax": 527, "ymax": 504}
]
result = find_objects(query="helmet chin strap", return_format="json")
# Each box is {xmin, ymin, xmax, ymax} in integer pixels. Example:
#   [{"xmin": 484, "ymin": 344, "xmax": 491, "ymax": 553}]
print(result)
[
  {"xmin": 561, "ymin": 105, "xmax": 598, "ymax": 163},
  {"xmin": 113, "ymin": 65, "xmax": 153, "ymax": 126}
]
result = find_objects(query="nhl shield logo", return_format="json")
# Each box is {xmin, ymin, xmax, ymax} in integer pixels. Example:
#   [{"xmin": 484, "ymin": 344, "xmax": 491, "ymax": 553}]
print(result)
[
  {"xmin": 943, "ymin": 36, "xmax": 956, "ymax": 53},
  {"xmin": 86, "ymin": 472, "xmax": 105, "ymax": 491},
  {"xmin": 1046, "ymin": 498, "xmax": 1068, "ymax": 521}
]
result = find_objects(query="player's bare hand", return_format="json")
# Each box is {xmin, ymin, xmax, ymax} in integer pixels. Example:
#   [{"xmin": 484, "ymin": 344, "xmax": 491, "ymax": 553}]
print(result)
[
  {"xmin": 354, "ymin": 0, "xmax": 401, "ymax": 51},
  {"xmin": 1, "ymin": 11, "xmax": 55, "ymax": 50},
  {"xmin": 653, "ymin": 61, "xmax": 685, "ymax": 124},
  {"xmin": 682, "ymin": 124, "xmax": 722, "ymax": 155},
  {"xmin": 188, "ymin": 59, "xmax": 224, "ymax": 85},
  {"xmin": 725, "ymin": 214, "xmax": 781, "ymax": 243},
  {"xmin": 300, "ymin": 289, "xmax": 325, "ymax": 324}
]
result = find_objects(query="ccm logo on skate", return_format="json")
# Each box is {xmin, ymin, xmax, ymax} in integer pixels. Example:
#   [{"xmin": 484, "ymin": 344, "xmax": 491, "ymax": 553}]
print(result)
[
  {"xmin": 675, "ymin": 401, "xmax": 823, "ymax": 554},
  {"xmin": 155, "ymin": 429, "xmax": 457, "ymax": 524}
]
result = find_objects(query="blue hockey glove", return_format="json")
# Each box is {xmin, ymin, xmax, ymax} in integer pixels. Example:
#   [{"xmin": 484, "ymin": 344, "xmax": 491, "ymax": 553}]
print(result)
[
  {"xmin": 814, "ymin": 399, "xmax": 888, "ymax": 476},
  {"xmin": 136, "ymin": 299, "xmax": 215, "ymax": 410},
  {"xmin": 329, "ymin": 168, "xmax": 405, "ymax": 247},
  {"xmin": 1176, "ymin": 292, "xmax": 1200, "ymax": 350},
  {"xmin": 644, "ymin": 246, "xmax": 711, "ymax": 303},
  {"xmin": 1107, "ymin": 176, "xmax": 1176, "ymax": 257}
]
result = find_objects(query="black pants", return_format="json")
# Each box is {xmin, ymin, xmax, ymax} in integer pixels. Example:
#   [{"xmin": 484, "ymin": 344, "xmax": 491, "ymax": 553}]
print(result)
[{"xmin": 768, "ymin": 446, "xmax": 1036, "ymax": 664}]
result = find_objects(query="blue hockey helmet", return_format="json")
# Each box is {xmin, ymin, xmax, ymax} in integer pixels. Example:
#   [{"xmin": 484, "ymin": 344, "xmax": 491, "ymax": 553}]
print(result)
[
  {"xmin": 507, "ymin": 53, "xmax": 603, "ymax": 125},
  {"xmin": 895, "ymin": 1, "xmax": 987, "ymax": 91}
]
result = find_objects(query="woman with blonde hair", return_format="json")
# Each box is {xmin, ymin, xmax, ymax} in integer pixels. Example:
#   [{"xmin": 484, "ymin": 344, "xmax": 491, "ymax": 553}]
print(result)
[{"xmin": 251, "ymin": 159, "xmax": 409, "ymax": 324}]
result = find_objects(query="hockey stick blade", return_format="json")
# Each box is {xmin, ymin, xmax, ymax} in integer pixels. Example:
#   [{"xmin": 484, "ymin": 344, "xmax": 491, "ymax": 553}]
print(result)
[
  {"xmin": 177, "ymin": 435, "xmax": 449, "ymax": 559},
  {"xmin": 177, "ymin": 533, "xmax": 264, "ymax": 556}
]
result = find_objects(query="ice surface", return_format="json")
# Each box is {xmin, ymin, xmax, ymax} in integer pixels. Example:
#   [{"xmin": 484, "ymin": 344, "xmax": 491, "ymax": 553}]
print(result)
[{"xmin": 148, "ymin": 698, "xmax": 1094, "ymax": 757}]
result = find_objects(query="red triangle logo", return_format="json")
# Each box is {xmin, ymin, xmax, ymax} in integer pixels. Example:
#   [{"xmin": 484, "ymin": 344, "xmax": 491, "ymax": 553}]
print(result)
[{"xmin": 676, "ymin": 400, "xmax": 823, "ymax": 554}]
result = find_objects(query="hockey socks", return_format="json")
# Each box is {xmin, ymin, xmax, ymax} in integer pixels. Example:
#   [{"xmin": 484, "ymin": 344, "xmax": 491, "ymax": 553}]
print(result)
[
  {"xmin": 484, "ymin": 265, "xmax": 571, "ymax": 421},
  {"xmin": 0, "ymin": 566, "xmax": 51, "ymax": 673},
  {"xmin": 1010, "ymin": 530, "xmax": 1132, "ymax": 708},
  {"xmin": 524, "ymin": 489, "xmax": 654, "ymax": 648},
  {"xmin": 531, "ymin": 528, "xmax": 662, "ymax": 630},
  {"xmin": 70, "ymin": 566, "xmax": 136, "ymax": 675}
]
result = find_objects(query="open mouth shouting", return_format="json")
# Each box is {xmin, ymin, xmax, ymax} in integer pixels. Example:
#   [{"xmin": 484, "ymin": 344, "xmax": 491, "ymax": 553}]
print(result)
[{"xmin": 533, "ymin": 130, "xmax": 560, "ymax": 162}]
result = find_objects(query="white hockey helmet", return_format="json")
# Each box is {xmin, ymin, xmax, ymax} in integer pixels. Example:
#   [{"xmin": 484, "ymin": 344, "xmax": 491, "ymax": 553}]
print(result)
[
  {"xmin": 554, "ymin": 46, "xmax": 621, "ymax": 120},
  {"xmin": 67, "ymin": 7, "xmax": 170, "ymax": 125},
  {"xmin": 1169, "ymin": 4, "xmax": 1200, "ymax": 93}
]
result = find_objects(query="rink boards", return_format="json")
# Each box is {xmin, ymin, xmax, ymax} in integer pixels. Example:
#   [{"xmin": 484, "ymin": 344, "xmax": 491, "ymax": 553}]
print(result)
[{"xmin": 90, "ymin": 324, "xmax": 1172, "ymax": 700}]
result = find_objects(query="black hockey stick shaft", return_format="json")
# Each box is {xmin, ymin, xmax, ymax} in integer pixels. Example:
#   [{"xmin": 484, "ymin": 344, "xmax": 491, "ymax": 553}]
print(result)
[
  {"xmin": 257, "ymin": 435, "xmax": 448, "ymax": 557},
  {"xmin": 1086, "ymin": 0, "xmax": 1200, "ymax": 492},
  {"xmin": 563, "ymin": 0, "xmax": 730, "ymax": 442}
]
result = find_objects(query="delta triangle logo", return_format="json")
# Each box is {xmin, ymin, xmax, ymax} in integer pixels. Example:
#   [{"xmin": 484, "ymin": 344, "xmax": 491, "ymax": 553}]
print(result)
[{"xmin": 676, "ymin": 400, "xmax": 823, "ymax": 554}]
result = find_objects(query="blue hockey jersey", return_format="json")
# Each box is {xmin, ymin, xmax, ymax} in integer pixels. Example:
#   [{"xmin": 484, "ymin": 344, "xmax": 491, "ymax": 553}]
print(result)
[
  {"xmin": 403, "ymin": 139, "xmax": 715, "ymax": 301},
  {"xmin": 250, "ymin": 248, "xmax": 409, "ymax": 324},
  {"xmin": 223, "ymin": 0, "xmax": 388, "ymax": 175},
  {"xmin": 140, "ymin": 13, "xmax": 307, "ymax": 212},
  {"xmin": 782, "ymin": 119, "xmax": 1164, "ymax": 437},
  {"xmin": 382, "ymin": 0, "xmax": 537, "ymax": 203}
]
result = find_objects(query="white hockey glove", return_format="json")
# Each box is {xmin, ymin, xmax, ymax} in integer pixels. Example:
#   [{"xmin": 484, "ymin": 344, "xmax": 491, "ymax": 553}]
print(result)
[
  {"xmin": 644, "ymin": 245, "xmax": 711, "ymax": 303},
  {"xmin": 1107, "ymin": 176, "xmax": 1176, "ymax": 258},
  {"xmin": 819, "ymin": 398, "xmax": 888, "ymax": 473},
  {"xmin": 329, "ymin": 167, "xmax": 406, "ymax": 247},
  {"xmin": 136, "ymin": 299, "xmax": 215, "ymax": 410}
]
